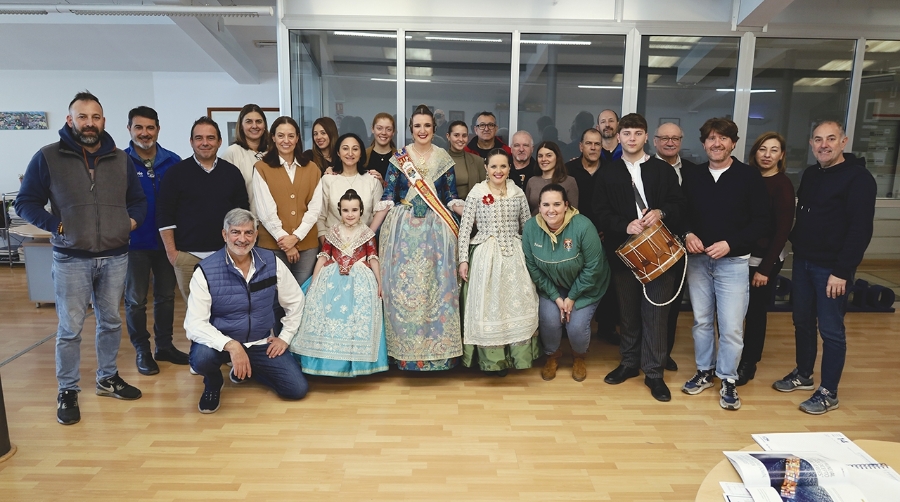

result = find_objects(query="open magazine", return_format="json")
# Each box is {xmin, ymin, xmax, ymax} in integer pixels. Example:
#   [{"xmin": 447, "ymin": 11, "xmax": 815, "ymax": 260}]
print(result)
[{"xmin": 724, "ymin": 450, "xmax": 900, "ymax": 502}]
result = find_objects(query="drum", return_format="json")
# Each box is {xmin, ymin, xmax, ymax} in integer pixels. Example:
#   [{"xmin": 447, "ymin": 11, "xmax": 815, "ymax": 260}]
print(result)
[{"xmin": 615, "ymin": 220, "xmax": 685, "ymax": 285}]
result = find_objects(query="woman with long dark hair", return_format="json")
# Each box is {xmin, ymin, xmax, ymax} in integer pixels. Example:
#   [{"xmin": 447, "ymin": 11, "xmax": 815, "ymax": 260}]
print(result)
[
  {"xmin": 445, "ymin": 120, "xmax": 486, "ymax": 200},
  {"xmin": 305, "ymin": 116, "xmax": 339, "ymax": 174},
  {"xmin": 525, "ymin": 141, "xmax": 579, "ymax": 215},
  {"xmin": 252, "ymin": 116, "xmax": 322, "ymax": 286},
  {"xmin": 222, "ymin": 104, "xmax": 272, "ymax": 214}
]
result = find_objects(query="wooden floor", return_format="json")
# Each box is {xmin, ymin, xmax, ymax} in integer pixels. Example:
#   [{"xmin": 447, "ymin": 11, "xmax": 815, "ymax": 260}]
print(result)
[{"xmin": 0, "ymin": 265, "xmax": 898, "ymax": 501}]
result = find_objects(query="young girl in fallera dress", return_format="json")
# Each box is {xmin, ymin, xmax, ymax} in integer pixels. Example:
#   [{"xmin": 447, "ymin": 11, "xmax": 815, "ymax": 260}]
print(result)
[{"xmin": 290, "ymin": 189, "xmax": 389, "ymax": 377}]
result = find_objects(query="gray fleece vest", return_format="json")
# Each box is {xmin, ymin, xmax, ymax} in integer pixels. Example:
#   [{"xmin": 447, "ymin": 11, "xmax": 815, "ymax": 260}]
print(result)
[{"xmin": 40, "ymin": 142, "xmax": 132, "ymax": 253}]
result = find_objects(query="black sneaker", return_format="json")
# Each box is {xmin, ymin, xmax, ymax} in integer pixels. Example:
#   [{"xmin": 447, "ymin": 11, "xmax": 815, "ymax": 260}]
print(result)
[
  {"xmin": 57, "ymin": 390, "xmax": 80, "ymax": 425},
  {"xmin": 199, "ymin": 383, "xmax": 224, "ymax": 414},
  {"xmin": 96, "ymin": 373, "xmax": 142, "ymax": 400},
  {"xmin": 229, "ymin": 368, "xmax": 248, "ymax": 384}
]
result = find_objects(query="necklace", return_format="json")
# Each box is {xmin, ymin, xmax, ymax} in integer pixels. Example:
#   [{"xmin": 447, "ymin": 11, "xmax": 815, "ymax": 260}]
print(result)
[
  {"xmin": 488, "ymin": 182, "xmax": 507, "ymax": 198},
  {"xmin": 412, "ymin": 144, "xmax": 431, "ymax": 163},
  {"xmin": 341, "ymin": 172, "xmax": 360, "ymax": 188}
]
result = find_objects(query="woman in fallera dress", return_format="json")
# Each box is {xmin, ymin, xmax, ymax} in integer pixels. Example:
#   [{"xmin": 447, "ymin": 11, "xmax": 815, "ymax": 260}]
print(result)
[
  {"xmin": 369, "ymin": 104, "xmax": 465, "ymax": 371},
  {"xmin": 458, "ymin": 149, "xmax": 540, "ymax": 376},
  {"xmin": 290, "ymin": 189, "xmax": 388, "ymax": 377}
]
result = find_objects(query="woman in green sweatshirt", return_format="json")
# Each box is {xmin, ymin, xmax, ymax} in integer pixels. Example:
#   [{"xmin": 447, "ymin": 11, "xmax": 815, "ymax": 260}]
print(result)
[{"xmin": 522, "ymin": 184, "xmax": 610, "ymax": 382}]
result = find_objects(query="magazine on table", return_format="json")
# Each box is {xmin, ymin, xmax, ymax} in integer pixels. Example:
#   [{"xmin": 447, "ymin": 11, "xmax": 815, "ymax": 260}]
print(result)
[
  {"xmin": 752, "ymin": 432, "xmax": 877, "ymax": 464},
  {"xmin": 724, "ymin": 450, "xmax": 899, "ymax": 502}
]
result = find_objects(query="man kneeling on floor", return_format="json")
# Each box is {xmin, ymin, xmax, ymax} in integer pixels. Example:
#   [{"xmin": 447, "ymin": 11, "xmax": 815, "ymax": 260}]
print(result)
[{"xmin": 185, "ymin": 208, "xmax": 308, "ymax": 413}]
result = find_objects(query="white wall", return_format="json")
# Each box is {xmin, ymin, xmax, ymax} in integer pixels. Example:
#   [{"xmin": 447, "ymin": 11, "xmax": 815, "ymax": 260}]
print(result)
[{"xmin": 0, "ymin": 70, "xmax": 279, "ymax": 194}]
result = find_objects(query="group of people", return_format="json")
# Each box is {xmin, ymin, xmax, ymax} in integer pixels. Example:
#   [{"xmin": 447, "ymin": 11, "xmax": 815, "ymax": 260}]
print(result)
[{"xmin": 15, "ymin": 91, "xmax": 875, "ymax": 427}]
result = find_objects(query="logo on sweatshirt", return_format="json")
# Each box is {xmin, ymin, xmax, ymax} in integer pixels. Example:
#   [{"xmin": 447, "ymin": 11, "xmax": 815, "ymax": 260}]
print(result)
[{"xmin": 564, "ymin": 238, "xmax": 572, "ymax": 251}]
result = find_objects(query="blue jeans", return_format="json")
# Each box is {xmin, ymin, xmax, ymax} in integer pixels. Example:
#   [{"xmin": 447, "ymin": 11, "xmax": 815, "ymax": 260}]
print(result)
[
  {"xmin": 538, "ymin": 287, "xmax": 600, "ymax": 355},
  {"xmin": 687, "ymin": 254, "xmax": 749, "ymax": 381},
  {"xmin": 189, "ymin": 342, "xmax": 308, "ymax": 400},
  {"xmin": 125, "ymin": 249, "xmax": 177, "ymax": 352},
  {"xmin": 52, "ymin": 252, "xmax": 129, "ymax": 392},
  {"xmin": 791, "ymin": 257, "xmax": 851, "ymax": 395}
]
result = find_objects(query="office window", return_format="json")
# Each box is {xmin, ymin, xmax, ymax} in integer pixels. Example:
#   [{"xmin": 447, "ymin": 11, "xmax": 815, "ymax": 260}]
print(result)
[
  {"xmin": 517, "ymin": 33, "xmax": 626, "ymax": 161},
  {"xmin": 404, "ymin": 32, "xmax": 512, "ymax": 149},
  {"xmin": 637, "ymin": 36, "xmax": 741, "ymax": 165},
  {"xmin": 290, "ymin": 30, "xmax": 398, "ymax": 149},
  {"xmin": 745, "ymin": 38, "xmax": 856, "ymax": 187},
  {"xmin": 852, "ymin": 40, "xmax": 900, "ymax": 198}
]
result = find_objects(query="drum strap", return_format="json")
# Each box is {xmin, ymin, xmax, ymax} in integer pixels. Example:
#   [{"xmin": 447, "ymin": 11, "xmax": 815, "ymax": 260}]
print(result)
[{"xmin": 632, "ymin": 180, "xmax": 647, "ymax": 211}]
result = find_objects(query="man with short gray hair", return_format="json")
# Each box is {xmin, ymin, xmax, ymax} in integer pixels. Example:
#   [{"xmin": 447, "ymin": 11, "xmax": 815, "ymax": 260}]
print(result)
[
  {"xmin": 185, "ymin": 208, "xmax": 308, "ymax": 414},
  {"xmin": 509, "ymin": 130, "xmax": 537, "ymax": 190}
]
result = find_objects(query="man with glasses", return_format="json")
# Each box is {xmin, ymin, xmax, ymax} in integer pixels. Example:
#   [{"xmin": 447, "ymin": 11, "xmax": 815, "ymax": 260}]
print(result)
[
  {"xmin": 653, "ymin": 122, "xmax": 696, "ymax": 372},
  {"xmin": 466, "ymin": 111, "xmax": 512, "ymax": 161},
  {"xmin": 509, "ymin": 130, "xmax": 537, "ymax": 190}
]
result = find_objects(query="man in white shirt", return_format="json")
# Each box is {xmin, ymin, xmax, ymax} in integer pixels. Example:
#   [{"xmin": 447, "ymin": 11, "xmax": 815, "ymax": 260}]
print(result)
[{"xmin": 185, "ymin": 208, "xmax": 308, "ymax": 414}]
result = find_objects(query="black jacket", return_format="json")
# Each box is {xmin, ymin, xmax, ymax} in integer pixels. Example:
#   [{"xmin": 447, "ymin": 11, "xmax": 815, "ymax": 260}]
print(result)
[
  {"xmin": 681, "ymin": 157, "xmax": 770, "ymax": 257},
  {"xmin": 790, "ymin": 153, "xmax": 876, "ymax": 280},
  {"xmin": 594, "ymin": 156, "xmax": 686, "ymax": 270}
]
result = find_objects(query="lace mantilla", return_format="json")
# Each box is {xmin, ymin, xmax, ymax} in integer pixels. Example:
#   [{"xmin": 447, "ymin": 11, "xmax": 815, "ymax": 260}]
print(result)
[{"xmin": 324, "ymin": 224, "xmax": 376, "ymax": 258}]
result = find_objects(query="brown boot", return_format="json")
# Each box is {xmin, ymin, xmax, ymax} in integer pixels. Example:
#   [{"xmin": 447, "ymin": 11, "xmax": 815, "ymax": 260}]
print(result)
[
  {"xmin": 541, "ymin": 350, "xmax": 562, "ymax": 381},
  {"xmin": 572, "ymin": 352, "xmax": 587, "ymax": 382}
]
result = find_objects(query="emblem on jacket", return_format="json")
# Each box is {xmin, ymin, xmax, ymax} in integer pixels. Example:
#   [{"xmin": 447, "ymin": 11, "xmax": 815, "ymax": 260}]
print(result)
[{"xmin": 564, "ymin": 238, "xmax": 572, "ymax": 250}]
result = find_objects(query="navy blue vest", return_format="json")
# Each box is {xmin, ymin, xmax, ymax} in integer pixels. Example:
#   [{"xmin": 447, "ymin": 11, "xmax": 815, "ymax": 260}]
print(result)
[{"xmin": 198, "ymin": 247, "xmax": 278, "ymax": 344}]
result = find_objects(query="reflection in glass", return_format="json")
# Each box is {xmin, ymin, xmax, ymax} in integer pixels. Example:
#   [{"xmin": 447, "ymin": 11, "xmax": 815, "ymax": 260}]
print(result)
[
  {"xmin": 852, "ymin": 40, "xmax": 900, "ymax": 198},
  {"xmin": 517, "ymin": 34, "xmax": 626, "ymax": 162},
  {"xmin": 405, "ymin": 32, "xmax": 512, "ymax": 150},
  {"xmin": 290, "ymin": 30, "xmax": 398, "ymax": 150},
  {"xmin": 746, "ymin": 38, "xmax": 856, "ymax": 188},
  {"xmin": 637, "ymin": 36, "xmax": 740, "ymax": 165}
]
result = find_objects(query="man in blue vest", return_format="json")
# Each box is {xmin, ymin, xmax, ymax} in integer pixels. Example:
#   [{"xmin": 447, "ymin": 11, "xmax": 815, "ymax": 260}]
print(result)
[
  {"xmin": 184, "ymin": 208, "xmax": 308, "ymax": 413},
  {"xmin": 16, "ymin": 91, "xmax": 147, "ymax": 425},
  {"xmin": 123, "ymin": 106, "xmax": 188, "ymax": 376}
]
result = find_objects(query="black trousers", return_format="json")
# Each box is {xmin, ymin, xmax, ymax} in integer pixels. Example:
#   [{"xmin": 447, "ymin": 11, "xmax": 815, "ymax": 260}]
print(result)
[
  {"xmin": 613, "ymin": 267, "xmax": 676, "ymax": 379},
  {"xmin": 740, "ymin": 260, "xmax": 784, "ymax": 365}
]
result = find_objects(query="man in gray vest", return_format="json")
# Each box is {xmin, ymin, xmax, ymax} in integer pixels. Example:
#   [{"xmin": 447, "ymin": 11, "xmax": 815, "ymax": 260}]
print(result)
[{"xmin": 15, "ymin": 91, "xmax": 147, "ymax": 426}]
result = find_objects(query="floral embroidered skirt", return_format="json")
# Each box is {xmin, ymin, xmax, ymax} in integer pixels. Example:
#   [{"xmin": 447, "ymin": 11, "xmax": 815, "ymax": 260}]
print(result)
[
  {"xmin": 379, "ymin": 205, "xmax": 462, "ymax": 371},
  {"xmin": 291, "ymin": 268, "xmax": 389, "ymax": 377}
]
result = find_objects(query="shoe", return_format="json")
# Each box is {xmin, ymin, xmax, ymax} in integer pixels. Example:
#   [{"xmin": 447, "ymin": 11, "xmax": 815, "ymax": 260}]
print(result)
[
  {"xmin": 229, "ymin": 368, "xmax": 248, "ymax": 384},
  {"xmin": 645, "ymin": 377, "xmax": 671, "ymax": 402},
  {"xmin": 541, "ymin": 350, "xmax": 561, "ymax": 381},
  {"xmin": 604, "ymin": 364, "xmax": 639, "ymax": 385},
  {"xmin": 155, "ymin": 346, "xmax": 189, "ymax": 365},
  {"xmin": 135, "ymin": 350, "xmax": 160, "ymax": 375},
  {"xmin": 682, "ymin": 369, "xmax": 715, "ymax": 395},
  {"xmin": 198, "ymin": 383, "xmax": 224, "ymax": 414},
  {"xmin": 736, "ymin": 362, "xmax": 757, "ymax": 387},
  {"xmin": 572, "ymin": 353, "xmax": 587, "ymax": 382},
  {"xmin": 486, "ymin": 369, "xmax": 509, "ymax": 377},
  {"xmin": 189, "ymin": 366, "xmax": 199, "ymax": 375},
  {"xmin": 772, "ymin": 369, "xmax": 815, "ymax": 392},
  {"xmin": 598, "ymin": 330, "xmax": 620, "ymax": 346},
  {"xmin": 720, "ymin": 378, "xmax": 741, "ymax": 410},
  {"xmin": 665, "ymin": 357, "xmax": 678, "ymax": 372},
  {"xmin": 96, "ymin": 373, "xmax": 142, "ymax": 400},
  {"xmin": 57, "ymin": 390, "xmax": 80, "ymax": 425},
  {"xmin": 799, "ymin": 387, "xmax": 839, "ymax": 415}
]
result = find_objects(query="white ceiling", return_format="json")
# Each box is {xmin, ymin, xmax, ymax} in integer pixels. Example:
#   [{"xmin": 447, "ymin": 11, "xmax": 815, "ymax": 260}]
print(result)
[{"xmin": 0, "ymin": 0, "xmax": 279, "ymax": 77}]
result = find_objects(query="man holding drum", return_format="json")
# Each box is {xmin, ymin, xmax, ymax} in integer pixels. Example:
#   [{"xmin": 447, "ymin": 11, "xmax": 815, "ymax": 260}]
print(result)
[
  {"xmin": 680, "ymin": 118, "xmax": 769, "ymax": 410},
  {"xmin": 594, "ymin": 113, "xmax": 686, "ymax": 402}
]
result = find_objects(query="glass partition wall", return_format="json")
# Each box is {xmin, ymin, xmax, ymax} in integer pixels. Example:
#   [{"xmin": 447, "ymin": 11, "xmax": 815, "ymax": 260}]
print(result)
[{"xmin": 289, "ymin": 29, "xmax": 896, "ymax": 198}]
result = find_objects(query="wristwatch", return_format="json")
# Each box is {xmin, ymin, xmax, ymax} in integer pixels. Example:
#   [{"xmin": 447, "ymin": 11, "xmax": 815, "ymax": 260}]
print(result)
[{"xmin": 658, "ymin": 209, "xmax": 666, "ymax": 219}]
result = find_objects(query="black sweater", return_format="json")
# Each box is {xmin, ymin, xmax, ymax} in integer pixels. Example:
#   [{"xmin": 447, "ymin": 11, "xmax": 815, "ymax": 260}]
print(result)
[
  {"xmin": 156, "ymin": 157, "xmax": 249, "ymax": 252},
  {"xmin": 681, "ymin": 157, "xmax": 770, "ymax": 257},
  {"xmin": 594, "ymin": 156, "xmax": 686, "ymax": 270},
  {"xmin": 790, "ymin": 153, "xmax": 876, "ymax": 280}
]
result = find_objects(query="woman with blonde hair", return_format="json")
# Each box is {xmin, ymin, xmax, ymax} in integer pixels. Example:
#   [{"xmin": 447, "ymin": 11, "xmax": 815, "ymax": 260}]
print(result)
[{"xmin": 364, "ymin": 112, "xmax": 396, "ymax": 185}]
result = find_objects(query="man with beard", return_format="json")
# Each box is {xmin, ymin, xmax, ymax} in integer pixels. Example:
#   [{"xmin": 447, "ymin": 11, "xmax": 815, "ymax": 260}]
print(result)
[
  {"xmin": 509, "ymin": 130, "xmax": 537, "ymax": 190},
  {"xmin": 772, "ymin": 121, "xmax": 876, "ymax": 415},
  {"xmin": 653, "ymin": 122, "xmax": 697, "ymax": 372},
  {"xmin": 123, "ymin": 106, "xmax": 188, "ymax": 376},
  {"xmin": 15, "ymin": 91, "xmax": 147, "ymax": 425},
  {"xmin": 680, "ymin": 117, "xmax": 769, "ymax": 411},
  {"xmin": 597, "ymin": 109, "xmax": 622, "ymax": 165},
  {"xmin": 186, "ymin": 209, "xmax": 308, "ymax": 413},
  {"xmin": 465, "ymin": 111, "xmax": 512, "ymax": 161}
]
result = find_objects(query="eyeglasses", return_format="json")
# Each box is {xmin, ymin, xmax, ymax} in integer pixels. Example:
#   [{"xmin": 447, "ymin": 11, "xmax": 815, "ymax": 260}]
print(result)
[
  {"xmin": 475, "ymin": 123, "xmax": 497, "ymax": 130},
  {"xmin": 655, "ymin": 136, "xmax": 683, "ymax": 143}
]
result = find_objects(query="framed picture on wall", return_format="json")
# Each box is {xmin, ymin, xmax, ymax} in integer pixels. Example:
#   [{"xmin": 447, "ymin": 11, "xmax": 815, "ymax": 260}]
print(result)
[
  {"xmin": 449, "ymin": 110, "xmax": 465, "ymax": 123},
  {"xmin": 207, "ymin": 107, "xmax": 278, "ymax": 147}
]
